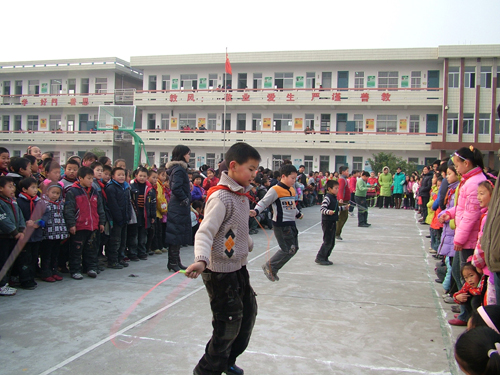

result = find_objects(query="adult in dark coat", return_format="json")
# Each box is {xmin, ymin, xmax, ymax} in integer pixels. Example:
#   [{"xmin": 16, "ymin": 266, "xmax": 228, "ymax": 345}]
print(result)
[
  {"xmin": 164, "ymin": 145, "xmax": 191, "ymax": 271},
  {"xmin": 419, "ymin": 166, "xmax": 434, "ymax": 223}
]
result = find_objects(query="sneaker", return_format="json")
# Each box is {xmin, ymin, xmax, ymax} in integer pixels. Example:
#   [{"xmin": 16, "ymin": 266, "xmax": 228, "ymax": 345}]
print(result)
[
  {"xmin": 336, "ymin": 236, "xmax": 343, "ymax": 241},
  {"xmin": 129, "ymin": 256, "xmax": 140, "ymax": 262},
  {"xmin": 71, "ymin": 273, "xmax": 83, "ymax": 280},
  {"xmin": 442, "ymin": 293, "xmax": 450, "ymax": 298},
  {"xmin": 0, "ymin": 283, "xmax": 17, "ymax": 296},
  {"xmin": 161, "ymin": 248, "xmax": 168, "ymax": 253},
  {"xmin": 358, "ymin": 224, "xmax": 370, "ymax": 228},
  {"xmin": 139, "ymin": 255, "xmax": 148, "ymax": 260},
  {"xmin": 448, "ymin": 318, "xmax": 467, "ymax": 326},
  {"xmin": 148, "ymin": 250, "xmax": 154, "ymax": 256},
  {"xmin": 435, "ymin": 278, "xmax": 443, "ymax": 284},
  {"xmin": 41, "ymin": 276, "xmax": 56, "ymax": 282},
  {"xmin": 52, "ymin": 274, "xmax": 63, "ymax": 281},
  {"xmin": 225, "ymin": 363, "xmax": 244, "ymax": 375},
  {"xmin": 98, "ymin": 265, "xmax": 106, "ymax": 271},
  {"xmin": 451, "ymin": 305, "xmax": 461, "ymax": 313},
  {"xmin": 429, "ymin": 249, "xmax": 437, "ymax": 254},
  {"xmin": 349, "ymin": 212, "xmax": 355, "ymax": 217},
  {"xmin": 119, "ymin": 260, "xmax": 129, "ymax": 268},
  {"xmin": 123, "ymin": 257, "xmax": 130, "ymax": 262},
  {"xmin": 262, "ymin": 264, "xmax": 278, "ymax": 282},
  {"xmin": 154, "ymin": 249, "xmax": 163, "ymax": 255},
  {"xmin": 444, "ymin": 296, "xmax": 456, "ymax": 304},
  {"xmin": 87, "ymin": 270, "xmax": 97, "ymax": 278},
  {"xmin": 21, "ymin": 283, "xmax": 37, "ymax": 290},
  {"xmin": 107, "ymin": 262, "xmax": 124, "ymax": 269},
  {"xmin": 315, "ymin": 259, "xmax": 331, "ymax": 265}
]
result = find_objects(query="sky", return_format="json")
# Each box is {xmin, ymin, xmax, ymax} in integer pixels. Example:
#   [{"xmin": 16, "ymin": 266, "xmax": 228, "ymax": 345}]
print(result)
[{"xmin": 2, "ymin": 0, "xmax": 499, "ymax": 62}]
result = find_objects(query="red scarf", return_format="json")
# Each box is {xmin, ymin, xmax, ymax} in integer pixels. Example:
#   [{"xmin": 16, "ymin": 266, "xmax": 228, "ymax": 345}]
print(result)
[
  {"xmin": 97, "ymin": 180, "xmax": 107, "ymax": 200},
  {"xmin": 19, "ymin": 192, "xmax": 37, "ymax": 214},
  {"xmin": 206, "ymin": 185, "xmax": 255, "ymax": 204}
]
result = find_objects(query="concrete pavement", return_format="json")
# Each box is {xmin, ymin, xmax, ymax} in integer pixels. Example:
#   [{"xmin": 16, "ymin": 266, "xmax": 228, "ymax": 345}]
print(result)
[{"xmin": 0, "ymin": 205, "xmax": 464, "ymax": 374}]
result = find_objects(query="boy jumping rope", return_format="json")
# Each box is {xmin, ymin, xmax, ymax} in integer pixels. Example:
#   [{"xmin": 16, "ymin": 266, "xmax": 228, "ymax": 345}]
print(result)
[
  {"xmin": 250, "ymin": 163, "xmax": 303, "ymax": 282},
  {"xmin": 185, "ymin": 142, "xmax": 261, "ymax": 375}
]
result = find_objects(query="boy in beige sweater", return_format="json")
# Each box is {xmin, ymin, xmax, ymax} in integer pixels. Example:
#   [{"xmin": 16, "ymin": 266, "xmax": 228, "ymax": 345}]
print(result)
[{"xmin": 186, "ymin": 142, "xmax": 261, "ymax": 375}]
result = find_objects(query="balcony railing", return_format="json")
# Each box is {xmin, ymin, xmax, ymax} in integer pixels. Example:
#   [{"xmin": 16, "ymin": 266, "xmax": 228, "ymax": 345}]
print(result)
[
  {"xmin": 0, "ymin": 93, "xmax": 116, "ymax": 108},
  {"xmin": 0, "ymin": 130, "xmax": 114, "ymax": 144},
  {"xmin": 134, "ymin": 87, "xmax": 443, "ymax": 107}
]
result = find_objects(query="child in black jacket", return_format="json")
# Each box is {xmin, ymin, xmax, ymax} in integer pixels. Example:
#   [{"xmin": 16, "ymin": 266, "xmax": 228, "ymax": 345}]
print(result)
[{"xmin": 315, "ymin": 180, "xmax": 349, "ymax": 265}]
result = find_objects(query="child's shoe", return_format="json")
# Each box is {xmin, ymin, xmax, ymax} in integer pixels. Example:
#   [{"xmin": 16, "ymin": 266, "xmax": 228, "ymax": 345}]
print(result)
[
  {"xmin": 129, "ymin": 256, "xmax": 140, "ymax": 262},
  {"xmin": 0, "ymin": 283, "xmax": 17, "ymax": 296},
  {"xmin": 107, "ymin": 262, "xmax": 124, "ymax": 269},
  {"xmin": 262, "ymin": 264, "xmax": 278, "ymax": 282},
  {"xmin": 41, "ymin": 276, "xmax": 56, "ymax": 282},
  {"xmin": 59, "ymin": 266, "xmax": 70, "ymax": 274},
  {"xmin": 315, "ymin": 259, "xmax": 331, "ymax": 266},
  {"xmin": 148, "ymin": 250, "xmax": 155, "ymax": 256},
  {"xmin": 52, "ymin": 274, "xmax": 63, "ymax": 281},
  {"xmin": 21, "ymin": 283, "xmax": 37, "ymax": 290},
  {"xmin": 225, "ymin": 364, "xmax": 244, "ymax": 375},
  {"xmin": 154, "ymin": 249, "xmax": 163, "ymax": 255},
  {"xmin": 451, "ymin": 305, "xmax": 461, "ymax": 313},
  {"xmin": 71, "ymin": 273, "xmax": 83, "ymax": 280},
  {"xmin": 87, "ymin": 270, "xmax": 97, "ymax": 278},
  {"xmin": 161, "ymin": 248, "xmax": 168, "ymax": 253},
  {"xmin": 448, "ymin": 318, "xmax": 467, "ymax": 326},
  {"xmin": 118, "ymin": 260, "xmax": 129, "ymax": 268}
]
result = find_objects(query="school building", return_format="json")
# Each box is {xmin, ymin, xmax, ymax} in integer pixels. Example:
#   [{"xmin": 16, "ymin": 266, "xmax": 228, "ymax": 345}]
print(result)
[{"xmin": 1, "ymin": 44, "xmax": 499, "ymax": 172}]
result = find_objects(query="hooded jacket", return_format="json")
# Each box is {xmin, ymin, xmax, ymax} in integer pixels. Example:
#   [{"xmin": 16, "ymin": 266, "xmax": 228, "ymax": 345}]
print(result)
[
  {"xmin": 130, "ymin": 180, "xmax": 156, "ymax": 228},
  {"xmin": 0, "ymin": 194, "xmax": 25, "ymax": 238},
  {"xmin": 483, "ymin": 177, "xmax": 500, "ymax": 272},
  {"xmin": 392, "ymin": 171, "xmax": 406, "ymax": 195},
  {"xmin": 437, "ymin": 180, "xmax": 459, "ymax": 257},
  {"xmin": 42, "ymin": 191, "xmax": 69, "ymax": 240},
  {"xmin": 64, "ymin": 182, "xmax": 106, "ymax": 232},
  {"xmin": 105, "ymin": 179, "xmax": 132, "ymax": 226},
  {"xmin": 378, "ymin": 168, "xmax": 393, "ymax": 197},
  {"xmin": 17, "ymin": 193, "xmax": 48, "ymax": 242}
]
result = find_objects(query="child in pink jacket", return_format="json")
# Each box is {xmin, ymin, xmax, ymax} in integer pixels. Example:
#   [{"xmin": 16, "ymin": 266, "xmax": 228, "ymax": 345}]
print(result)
[{"xmin": 439, "ymin": 146, "xmax": 487, "ymax": 325}]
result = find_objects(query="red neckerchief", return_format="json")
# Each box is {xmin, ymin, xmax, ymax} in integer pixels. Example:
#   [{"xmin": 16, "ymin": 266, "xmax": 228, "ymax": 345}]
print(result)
[
  {"xmin": 19, "ymin": 192, "xmax": 37, "ymax": 214},
  {"xmin": 75, "ymin": 182, "xmax": 92, "ymax": 198},
  {"xmin": 97, "ymin": 180, "xmax": 107, "ymax": 200},
  {"xmin": 444, "ymin": 187, "xmax": 456, "ymax": 206},
  {"xmin": 0, "ymin": 195, "xmax": 17, "ymax": 221},
  {"xmin": 206, "ymin": 185, "xmax": 255, "ymax": 203},
  {"xmin": 0, "ymin": 168, "xmax": 9, "ymax": 176}
]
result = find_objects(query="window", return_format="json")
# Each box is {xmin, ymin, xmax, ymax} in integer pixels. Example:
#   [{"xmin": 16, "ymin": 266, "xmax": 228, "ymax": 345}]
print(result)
[
  {"xmin": 272, "ymin": 154, "xmax": 291, "ymax": 171},
  {"xmin": 479, "ymin": 114, "xmax": 490, "ymax": 134},
  {"xmin": 319, "ymin": 155, "xmax": 330, "ymax": 173},
  {"xmin": 50, "ymin": 79, "xmax": 62, "ymax": 94},
  {"xmin": 180, "ymin": 74, "xmax": 198, "ymax": 90},
  {"xmin": 411, "ymin": 71, "xmax": 421, "ymax": 88},
  {"xmin": 179, "ymin": 113, "xmax": 196, "ymax": 129},
  {"xmin": 304, "ymin": 155, "xmax": 313, "ymax": 174},
  {"xmin": 463, "ymin": 113, "xmax": 474, "ymax": 134},
  {"xmin": 189, "ymin": 152, "xmax": 196, "ymax": 167},
  {"xmin": 49, "ymin": 115, "xmax": 61, "ymax": 131},
  {"xmin": 252, "ymin": 113, "xmax": 261, "ymax": 131},
  {"xmin": 148, "ymin": 113, "xmax": 156, "ymax": 130},
  {"xmin": 305, "ymin": 113, "xmax": 314, "ymax": 130},
  {"xmin": 353, "ymin": 114, "xmax": 363, "ymax": 132},
  {"xmin": 237, "ymin": 73, "xmax": 247, "ymax": 89},
  {"xmin": 354, "ymin": 72, "xmax": 364, "ymax": 88},
  {"xmin": 14, "ymin": 115, "xmax": 21, "ymax": 131},
  {"xmin": 67, "ymin": 114, "xmax": 75, "ymax": 132},
  {"xmin": 15, "ymin": 80, "xmax": 22, "ymax": 95},
  {"xmin": 13, "ymin": 150, "xmax": 21, "ymax": 157},
  {"xmin": 207, "ymin": 113, "xmax": 217, "ymax": 130},
  {"xmin": 209, "ymin": 74, "xmax": 218, "ymax": 89},
  {"xmin": 95, "ymin": 78, "xmax": 107, "ymax": 93},
  {"xmin": 495, "ymin": 119, "xmax": 500, "ymax": 135},
  {"xmin": 160, "ymin": 152, "xmax": 169, "ymax": 166},
  {"xmin": 28, "ymin": 115, "xmax": 38, "ymax": 131},
  {"xmin": 408, "ymin": 157, "xmax": 419, "ymax": 165},
  {"xmin": 464, "ymin": 67, "xmax": 476, "ymax": 88},
  {"xmin": 161, "ymin": 113, "xmax": 169, "ymax": 130},
  {"xmin": 162, "ymin": 75, "xmax": 170, "ymax": 91},
  {"xmin": 352, "ymin": 157, "xmax": 363, "ymax": 171},
  {"xmin": 480, "ymin": 67, "xmax": 492, "ymax": 88},
  {"xmin": 273, "ymin": 113, "xmax": 292, "ymax": 131},
  {"xmin": 81, "ymin": 78, "xmax": 89, "ymax": 94},
  {"xmin": 3, "ymin": 81, "xmax": 10, "ymax": 95},
  {"xmin": 223, "ymin": 73, "xmax": 232, "ymax": 89},
  {"xmin": 409, "ymin": 115, "xmax": 420, "ymax": 133},
  {"xmin": 275, "ymin": 72, "xmax": 293, "ymax": 89},
  {"xmin": 68, "ymin": 79, "xmax": 76, "ymax": 94},
  {"xmin": 206, "ymin": 153, "xmax": 216, "ymax": 169},
  {"xmin": 376, "ymin": 115, "xmax": 397, "ymax": 132},
  {"xmin": 28, "ymin": 80, "xmax": 39, "ymax": 95},
  {"xmin": 253, "ymin": 73, "xmax": 262, "ymax": 89},
  {"xmin": 2, "ymin": 115, "xmax": 9, "ymax": 131},
  {"xmin": 448, "ymin": 67, "xmax": 459, "ymax": 88},
  {"xmin": 146, "ymin": 152, "xmax": 155, "ymax": 165},
  {"xmin": 447, "ymin": 113, "xmax": 459, "ymax": 134},
  {"xmin": 148, "ymin": 75, "xmax": 157, "ymax": 91},
  {"xmin": 378, "ymin": 71, "xmax": 398, "ymax": 88},
  {"xmin": 306, "ymin": 72, "xmax": 315, "ymax": 88}
]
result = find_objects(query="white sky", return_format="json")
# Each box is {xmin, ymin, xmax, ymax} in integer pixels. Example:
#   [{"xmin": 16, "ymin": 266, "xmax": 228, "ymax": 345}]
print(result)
[{"xmin": 2, "ymin": 0, "xmax": 499, "ymax": 62}]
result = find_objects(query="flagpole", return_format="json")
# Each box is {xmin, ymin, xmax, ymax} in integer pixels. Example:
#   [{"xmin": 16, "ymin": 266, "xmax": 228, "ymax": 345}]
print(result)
[{"xmin": 223, "ymin": 47, "xmax": 227, "ymax": 155}]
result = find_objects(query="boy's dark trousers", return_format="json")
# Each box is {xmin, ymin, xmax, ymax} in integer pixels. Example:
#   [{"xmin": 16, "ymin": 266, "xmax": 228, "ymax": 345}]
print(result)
[
  {"xmin": 335, "ymin": 209, "xmax": 348, "ymax": 237},
  {"xmin": 316, "ymin": 220, "xmax": 336, "ymax": 261},
  {"xmin": 266, "ymin": 225, "xmax": 299, "ymax": 274},
  {"xmin": 154, "ymin": 219, "xmax": 164, "ymax": 251},
  {"xmin": 146, "ymin": 223, "xmax": 155, "ymax": 252},
  {"xmin": 58, "ymin": 238, "xmax": 70, "ymax": 271},
  {"xmin": 0, "ymin": 238, "xmax": 17, "ymax": 287},
  {"xmin": 107, "ymin": 224, "xmax": 127, "ymax": 264},
  {"xmin": 69, "ymin": 230, "xmax": 98, "ymax": 274},
  {"xmin": 128, "ymin": 225, "xmax": 148, "ymax": 258},
  {"xmin": 15, "ymin": 242, "xmax": 40, "ymax": 287},
  {"xmin": 349, "ymin": 192, "xmax": 355, "ymax": 213},
  {"xmin": 194, "ymin": 266, "xmax": 257, "ymax": 375},
  {"xmin": 40, "ymin": 239, "xmax": 61, "ymax": 278},
  {"xmin": 355, "ymin": 196, "xmax": 368, "ymax": 226}
]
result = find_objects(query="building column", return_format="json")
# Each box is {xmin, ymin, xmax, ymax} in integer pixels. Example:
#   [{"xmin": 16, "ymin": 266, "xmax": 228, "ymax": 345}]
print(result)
[
  {"xmin": 443, "ymin": 58, "xmax": 449, "ymax": 143},
  {"xmin": 458, "ymin": 58, "xmax": 465, "ymax": 142},
  {"xmin": 474, "ymin": 58, "xmax": 481, "ymax": 143},
  {"xmin": 492, "ymin": 58, "xmax": 498, "ymax": 145}
]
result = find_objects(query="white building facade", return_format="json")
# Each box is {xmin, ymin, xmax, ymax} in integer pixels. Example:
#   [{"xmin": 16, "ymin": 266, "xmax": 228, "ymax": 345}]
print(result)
[{"xmin": 1, "ymin": 45, "xmax": 499, "ymax": 172}]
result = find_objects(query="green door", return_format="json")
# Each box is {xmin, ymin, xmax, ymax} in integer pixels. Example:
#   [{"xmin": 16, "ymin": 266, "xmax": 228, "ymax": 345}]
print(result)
[
  {"xmin": 426, "ymin": 114, "xmax": 438, "ymax": 135},
  {"xmin": 427, "ymin": 70, "xmax": 440, "ymax": 90},
  {"xmin": 338, "ymin": 71, "xmax": 349, "ymax": 90}
]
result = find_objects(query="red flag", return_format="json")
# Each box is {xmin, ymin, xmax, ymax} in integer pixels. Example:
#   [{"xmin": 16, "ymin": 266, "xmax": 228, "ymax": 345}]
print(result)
[{"xmin": 225, "ymin": 53, "xmax": 232, "ymax": 75}]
